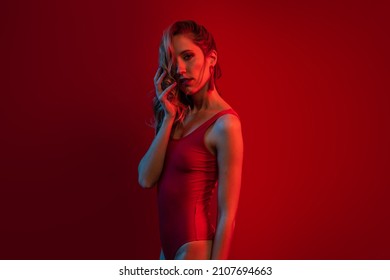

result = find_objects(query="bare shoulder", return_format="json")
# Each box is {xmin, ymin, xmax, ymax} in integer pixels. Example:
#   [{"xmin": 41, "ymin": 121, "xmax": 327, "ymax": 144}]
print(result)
[
  {"xmin": 208, "ymin": 113, "xmax": 242, "ymax": 148},
  {"xmin": 214, "ymin": 113, "xmax": 242, "ymax": 135},
  {"xmin": 205, "ymin": 111, "xmax": 242, "ymax": 154}
]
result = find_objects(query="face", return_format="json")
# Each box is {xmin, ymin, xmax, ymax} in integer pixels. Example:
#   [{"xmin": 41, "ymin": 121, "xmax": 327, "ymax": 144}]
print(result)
[{"xmin": 172, "ymin": 34, "xmax": 214, "ymax": 95}]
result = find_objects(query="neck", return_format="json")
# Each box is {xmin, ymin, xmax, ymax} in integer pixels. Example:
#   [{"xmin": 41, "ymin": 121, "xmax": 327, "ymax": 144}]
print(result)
[
  {"xmin": 191, "ymin": 89, "xmax": 219, "ymax": 111},
  {"xmin": 189, "ymin": 81, "xmax": 223, "ymax": 112}
]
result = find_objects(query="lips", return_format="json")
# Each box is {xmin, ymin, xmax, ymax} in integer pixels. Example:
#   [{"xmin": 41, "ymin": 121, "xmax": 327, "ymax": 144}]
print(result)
[{"xmin": 179, "ymin": 78, "xmax": 192, "ymax": 86}]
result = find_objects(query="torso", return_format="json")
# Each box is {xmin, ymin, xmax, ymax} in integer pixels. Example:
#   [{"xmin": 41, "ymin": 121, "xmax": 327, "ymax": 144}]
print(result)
[{"xmin": 158, "ymin": 100, "xmax": 237, "ymax": 259}]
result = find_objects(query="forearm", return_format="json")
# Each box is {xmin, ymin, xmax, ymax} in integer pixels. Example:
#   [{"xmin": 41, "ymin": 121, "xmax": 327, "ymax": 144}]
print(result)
[
  {"xmin": 211, "ymin": 216, "xmax": 235, "ymax": 260},
  {"xmin": 138, "ymin": 117, "xmax": 174, "ymax": 188}
]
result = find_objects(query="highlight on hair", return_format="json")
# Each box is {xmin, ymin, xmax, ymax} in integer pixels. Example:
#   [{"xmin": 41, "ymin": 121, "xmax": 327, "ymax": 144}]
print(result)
[{"xmin": 152, "ymin": 20, "xmax": 222, "ymax": 133}]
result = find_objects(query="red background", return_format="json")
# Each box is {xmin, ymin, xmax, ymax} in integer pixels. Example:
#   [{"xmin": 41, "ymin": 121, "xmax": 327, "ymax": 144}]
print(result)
[{"xmin": 1, "ymin": 0, "xmax": 389, "ymax": 259}]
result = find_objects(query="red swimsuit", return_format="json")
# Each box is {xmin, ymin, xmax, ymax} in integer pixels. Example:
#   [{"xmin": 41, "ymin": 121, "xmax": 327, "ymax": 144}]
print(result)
[{"xmin": 157, "ymin": 108, "xmax": 238, "ymax": 259}]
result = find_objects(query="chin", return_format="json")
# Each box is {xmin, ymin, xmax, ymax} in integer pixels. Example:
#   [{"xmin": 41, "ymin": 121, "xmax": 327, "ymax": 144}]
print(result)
[
  {"xmin": 185, "ymin": 85, "xmax": 207, "ymax": 96},
  {"xmin": 183, "ymin": 87, "xmax": 195, "ymax": 95}
]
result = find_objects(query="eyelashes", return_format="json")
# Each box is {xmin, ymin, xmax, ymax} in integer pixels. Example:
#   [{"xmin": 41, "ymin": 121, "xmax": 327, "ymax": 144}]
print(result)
[{"xmin": 183, "ymin": 53, "xmax": 194, "ymax": 61}]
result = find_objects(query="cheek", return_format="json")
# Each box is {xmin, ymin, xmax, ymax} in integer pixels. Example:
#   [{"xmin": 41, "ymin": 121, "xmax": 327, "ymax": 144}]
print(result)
[{"xmin": 192, "ymin": 62, "xmax": 206, "ymax": 80}]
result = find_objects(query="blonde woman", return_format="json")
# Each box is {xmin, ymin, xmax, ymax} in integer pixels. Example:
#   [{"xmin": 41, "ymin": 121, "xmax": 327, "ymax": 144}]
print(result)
[{"xmin": 138, "ymin": 20, "xmax": 243, "ymax": 260}]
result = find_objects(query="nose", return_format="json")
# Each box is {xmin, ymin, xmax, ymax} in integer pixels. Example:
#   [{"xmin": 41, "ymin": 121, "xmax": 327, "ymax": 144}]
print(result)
[{"xmin": 176, "ymin": 59, "xmax": 186, "ymax": 75}]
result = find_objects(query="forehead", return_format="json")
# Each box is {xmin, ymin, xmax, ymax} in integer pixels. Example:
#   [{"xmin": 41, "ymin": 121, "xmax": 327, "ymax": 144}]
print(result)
[{"xmin": 172, "ymin": 34, "xmax": 202, "ymax": 55}]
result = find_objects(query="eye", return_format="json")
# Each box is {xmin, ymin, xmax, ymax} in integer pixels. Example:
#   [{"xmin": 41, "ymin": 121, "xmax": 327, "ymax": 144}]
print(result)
[{"xmin": 183, "ymin": 53, "xmax": 194, "ymax": 61}]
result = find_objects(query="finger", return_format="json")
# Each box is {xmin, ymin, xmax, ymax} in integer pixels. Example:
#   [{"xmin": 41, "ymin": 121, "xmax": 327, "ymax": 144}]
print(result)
[
  {"xmin": 156, "ymin": 70, "xmax": 167, "ymax": 86},
  {"xmin": 155, "ymin": 72, "xmax": 168, "ymax": 96},
  {"xmin": 159, "ymin": 82, "xmax": 176, "ymax": 100},
  {"xmin": 153, "ymin": 67, "xmax": 162, "ymax": 82},
  {"xmin": 159, "ymin": 82, "xmax": 177, "ymax": 101}
]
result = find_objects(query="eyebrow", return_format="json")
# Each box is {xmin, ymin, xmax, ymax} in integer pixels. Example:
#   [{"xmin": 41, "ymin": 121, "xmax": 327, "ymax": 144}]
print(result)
[{"xmin": 179, "ymin": 49, "xmax": 193, "ymax": 55}]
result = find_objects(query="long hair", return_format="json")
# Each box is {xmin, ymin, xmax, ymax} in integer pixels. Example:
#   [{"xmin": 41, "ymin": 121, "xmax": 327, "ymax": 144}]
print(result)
[{"xmin": 153, "ymin": 20, "xmax": 222, "ymax": 133}]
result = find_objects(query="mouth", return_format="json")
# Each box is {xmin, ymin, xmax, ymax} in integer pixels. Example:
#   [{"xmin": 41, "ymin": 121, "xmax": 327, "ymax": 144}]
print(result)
[{"xmin": 179, "ymin": 78, "xmax": 193, "ymax": 86}]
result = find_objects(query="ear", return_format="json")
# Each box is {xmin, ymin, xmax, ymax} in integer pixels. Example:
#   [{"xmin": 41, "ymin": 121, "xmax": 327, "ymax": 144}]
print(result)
[{"xmin": 208, "ymin": 50, "xmax": 218, "ymax": 66}]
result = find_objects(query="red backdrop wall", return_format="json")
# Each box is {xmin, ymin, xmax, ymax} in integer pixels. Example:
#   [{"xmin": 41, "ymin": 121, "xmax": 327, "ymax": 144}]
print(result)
[{"xmin": 1, "ymin": 0, "xmax": 389, "ymax": 259}]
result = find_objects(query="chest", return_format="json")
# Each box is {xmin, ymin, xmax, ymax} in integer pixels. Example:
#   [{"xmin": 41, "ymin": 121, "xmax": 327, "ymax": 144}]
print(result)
[{"xmin": 172, "ymin": 113, "xmax": 219, "ymax": 156}]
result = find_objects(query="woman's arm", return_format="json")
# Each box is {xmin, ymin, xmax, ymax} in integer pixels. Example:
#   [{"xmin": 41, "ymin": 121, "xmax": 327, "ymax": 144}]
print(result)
[
  {"xmin": 138, "ymin": 116, "xmax": 174, "ymax": 188},
  {"xmin": 211, "ymin": 114, "xmax": 243, "ymax": 260},
  {"xmin": 138, "ymin": 68, "xmax": 178, "ymax": 188}
]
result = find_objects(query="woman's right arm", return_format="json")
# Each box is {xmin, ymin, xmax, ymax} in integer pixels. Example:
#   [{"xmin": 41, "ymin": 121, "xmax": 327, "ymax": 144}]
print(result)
[
  {"xmin": 138, "ymin": 115, "xmax": 174, "ymax": 188},
  {"xmin": 138, "ymin": 68, "xmax": 177, "ymax": 188}
]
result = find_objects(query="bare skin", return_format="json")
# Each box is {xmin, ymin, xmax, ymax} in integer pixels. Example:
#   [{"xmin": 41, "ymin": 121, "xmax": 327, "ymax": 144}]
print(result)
[{"xmin": 160, "ymin": 241, "xmax": 213, "ymax": 260}]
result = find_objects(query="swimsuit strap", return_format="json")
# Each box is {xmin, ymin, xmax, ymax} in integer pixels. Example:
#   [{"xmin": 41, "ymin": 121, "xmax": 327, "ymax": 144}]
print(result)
[
  {"xmin": 172, "ymin": 108, "xmax": 239, "ymax": 140},
  {"xmin": 196, "ymin": 108, "xmax": 239, "ymax": 133}
]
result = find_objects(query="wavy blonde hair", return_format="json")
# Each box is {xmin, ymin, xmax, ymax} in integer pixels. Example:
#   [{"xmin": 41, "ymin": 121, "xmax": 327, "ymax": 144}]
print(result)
[{"xmin": 153, "ymin": 20, "xmax": 222, "ymax": 133}]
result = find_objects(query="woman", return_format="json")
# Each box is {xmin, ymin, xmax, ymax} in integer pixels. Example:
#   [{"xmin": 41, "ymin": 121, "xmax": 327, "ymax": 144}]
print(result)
[{"xmin": 138, "ymin": 20, "xmax": 243, "ymax": 260}]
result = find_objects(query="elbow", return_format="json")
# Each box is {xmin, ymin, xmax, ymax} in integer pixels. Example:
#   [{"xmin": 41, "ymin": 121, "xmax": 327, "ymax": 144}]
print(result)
[
  {"xmin": 138, "ymin": 165, "xmax": 153, "ymax": 188},
  {"xmin": 138, "ymin": 176, "xmax": 156, "ymax": 189},
  {"xmin": 137, "ymin": 163, "xmax": 158, "ymax": 188}
]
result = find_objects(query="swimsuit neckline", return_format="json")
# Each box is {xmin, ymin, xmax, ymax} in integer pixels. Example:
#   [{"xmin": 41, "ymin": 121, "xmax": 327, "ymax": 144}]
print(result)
[{"xmin": 171, "ymin": 108, "xmax": 233, "ymax": 141}]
